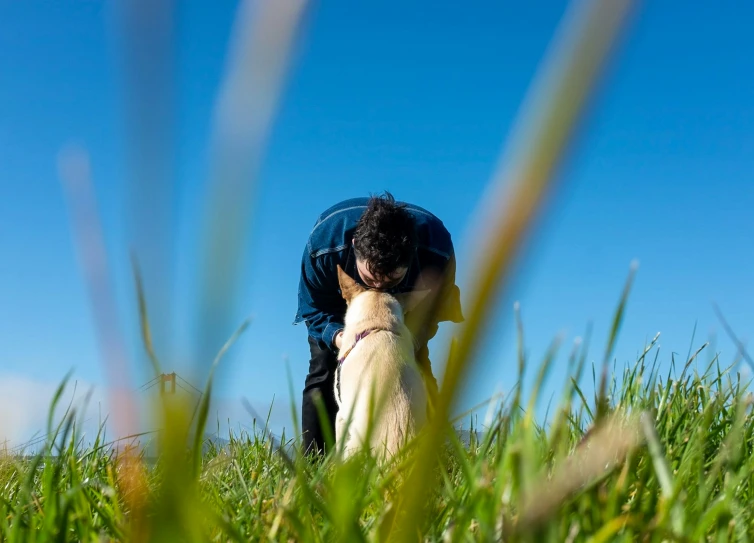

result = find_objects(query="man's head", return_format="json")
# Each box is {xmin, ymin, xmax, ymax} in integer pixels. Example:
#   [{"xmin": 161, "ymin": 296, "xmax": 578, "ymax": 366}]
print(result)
[
  {"xmin": 352, "ymin": 192, "xmax": 417, "ymax": 290},
  {"xmin": 337, "ymin": 264, "xmax": 431, "ymax": 317}
]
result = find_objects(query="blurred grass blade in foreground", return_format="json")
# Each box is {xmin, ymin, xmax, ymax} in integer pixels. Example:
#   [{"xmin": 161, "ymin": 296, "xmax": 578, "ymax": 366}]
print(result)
[
  {"xmin": 513, "ymin": 409, "xmax": 645, "ymax": 535},
  {"xmin": 58, "ymin": 145, "xmax": 136, "ymax": 447},
  {"xmin": 388, "ymin": 0, "xmax": 640, "ymax": 540},
  {"xmin": 126, "ymin": 1, "xmax": 310, "ymax": 540},
  {"xmin": 193, "ymin": 0, "xmax": 310, "ymax": 382},
  {"xmin": 117, "ymin": 0, "xmax": 178, "ymax": 376},
  {"xmin": 57, "ymin": 144, "xmax": 150, "ymax": 538}
]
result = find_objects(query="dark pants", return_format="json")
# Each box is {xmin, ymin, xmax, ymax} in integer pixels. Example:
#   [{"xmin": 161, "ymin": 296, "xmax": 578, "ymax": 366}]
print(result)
[
  {"xmin": 301, "ymin": 336, "xmax": 339, "ymax": 455},
  {"xmin": 301, "ymin": 335, "xmax": 439, "ymax": 456}
]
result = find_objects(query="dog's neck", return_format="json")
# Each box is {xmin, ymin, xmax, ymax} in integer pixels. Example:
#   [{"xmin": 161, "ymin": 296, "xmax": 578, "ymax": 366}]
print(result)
[
  {"xmin": 337, "ymin": 328, "xmax": 376, "ymax": 365},
  {"xmin": 337, "ymin": 323, "xmax": 401, "ymax": 366}
]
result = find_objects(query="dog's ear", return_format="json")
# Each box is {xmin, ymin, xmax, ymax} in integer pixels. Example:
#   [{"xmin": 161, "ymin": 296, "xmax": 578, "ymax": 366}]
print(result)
[
  {"xmin": 337, "ymin": 264, "xmax": 365, "ymax": 303},
  {"xmin": 394, "ymin": 289, "xmax": 432, "ymax": 314}
]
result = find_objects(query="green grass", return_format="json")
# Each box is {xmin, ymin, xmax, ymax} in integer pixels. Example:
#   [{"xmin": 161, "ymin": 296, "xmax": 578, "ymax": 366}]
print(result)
[{"xmin": 2, "ymin": 314, "xmax": 754, "ymax": 542}]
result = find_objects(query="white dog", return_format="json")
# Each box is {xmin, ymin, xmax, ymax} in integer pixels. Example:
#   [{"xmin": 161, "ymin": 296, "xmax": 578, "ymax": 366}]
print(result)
[{"xmin": 334, "ymin": 265, "xmax": 430, "ymax": 461}]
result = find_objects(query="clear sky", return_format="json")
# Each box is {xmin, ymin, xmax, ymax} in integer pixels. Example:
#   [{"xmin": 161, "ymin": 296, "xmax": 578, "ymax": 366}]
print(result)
[{"xmin": 1, "ymin": 0, "xmax": 753, "ymax": 447}]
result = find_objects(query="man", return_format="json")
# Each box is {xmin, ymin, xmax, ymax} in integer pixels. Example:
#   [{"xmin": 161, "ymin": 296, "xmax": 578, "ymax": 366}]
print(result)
[{"xmin": 293, "ymin": 193, "xmax": 464, "ymax": 455}]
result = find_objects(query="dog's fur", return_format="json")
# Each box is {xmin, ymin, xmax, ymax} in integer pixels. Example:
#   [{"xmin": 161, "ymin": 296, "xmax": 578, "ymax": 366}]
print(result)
[{"xmin": 334, "ymin": 265, "xmax": 430, "ymax": 461}]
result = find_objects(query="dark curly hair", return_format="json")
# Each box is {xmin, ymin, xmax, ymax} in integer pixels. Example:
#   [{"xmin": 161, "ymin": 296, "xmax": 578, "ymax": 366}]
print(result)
[{"xmin": 352, "ymin": 192, "xmax": 417, "ymax": 278}]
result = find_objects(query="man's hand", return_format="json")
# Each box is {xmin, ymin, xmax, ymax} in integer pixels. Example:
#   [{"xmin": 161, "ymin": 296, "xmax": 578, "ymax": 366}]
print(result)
[{"xmin": 334, "ymin": 331, "xmax": 344, "ymax": 350}]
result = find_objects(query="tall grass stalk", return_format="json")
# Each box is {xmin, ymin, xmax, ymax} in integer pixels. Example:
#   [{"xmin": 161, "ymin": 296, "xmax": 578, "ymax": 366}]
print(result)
[{"xmin": 384, "ymin": 0, "xmax": 638, "ymax": 539}]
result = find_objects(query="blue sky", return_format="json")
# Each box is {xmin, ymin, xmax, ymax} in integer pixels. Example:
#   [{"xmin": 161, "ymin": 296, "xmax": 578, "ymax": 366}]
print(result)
[{"xmin": 1, "ymin": 0, "xmax": 752, "ymax": 446}]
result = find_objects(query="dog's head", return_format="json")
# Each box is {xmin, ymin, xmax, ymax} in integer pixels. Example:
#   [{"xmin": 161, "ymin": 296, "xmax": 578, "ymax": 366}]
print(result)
[{"xmin": 336, "ymin": 264, "xmax": 430, "ymax": 322}]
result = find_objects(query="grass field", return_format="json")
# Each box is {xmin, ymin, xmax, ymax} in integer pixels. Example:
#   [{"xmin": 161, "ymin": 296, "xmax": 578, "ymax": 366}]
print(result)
[{"xmin": 2, "ymin": 305, "xmax": 753, "ymax": 542}]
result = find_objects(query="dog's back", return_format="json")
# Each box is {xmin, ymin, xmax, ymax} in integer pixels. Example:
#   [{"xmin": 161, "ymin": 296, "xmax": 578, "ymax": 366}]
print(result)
[
  {"xmin": 334, "ymin": 283, "xmax": 429, "ymax": 461},
  {"xmin": 337, "ymin": 323, "xmax": 427, "ymax": 459}
]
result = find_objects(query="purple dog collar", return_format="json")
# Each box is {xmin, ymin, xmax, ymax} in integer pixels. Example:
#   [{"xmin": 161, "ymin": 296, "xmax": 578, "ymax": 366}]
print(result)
[{"xmin": 337, "ymin": 328, "xmax": 379, "ymax": 366}]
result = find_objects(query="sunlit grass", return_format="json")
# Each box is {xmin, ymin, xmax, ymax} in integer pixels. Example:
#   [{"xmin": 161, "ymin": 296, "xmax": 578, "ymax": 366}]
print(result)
[{"xmin": 2, "ymin": 301, "xmax": 754, "ymax": 541}]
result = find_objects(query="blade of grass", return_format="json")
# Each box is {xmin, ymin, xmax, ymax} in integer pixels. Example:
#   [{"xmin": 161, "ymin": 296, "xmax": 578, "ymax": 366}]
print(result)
[
  {"xmin": 192, "ymin": 0, "xmax": 310, "ymax": 380},
  {"xmin": 387, "ymin": 0, "xmax": 639, "ymax": 539},
  {"xmin": 192, "ymin": 317, "xmax": 252, "ymax": 477},
  {"xmin": 131, "ymin": 252, "xmax": 163, "ymax": 378},
  {"xmin": 640, "ymin": 411, "xmax": 684, "ymax": 535}
]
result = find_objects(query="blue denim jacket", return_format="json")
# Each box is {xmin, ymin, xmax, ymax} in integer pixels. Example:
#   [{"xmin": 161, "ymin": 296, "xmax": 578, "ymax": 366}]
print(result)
[{"xmin": 294, "ymin": 197, "xmax": 464, "ymax": 351}]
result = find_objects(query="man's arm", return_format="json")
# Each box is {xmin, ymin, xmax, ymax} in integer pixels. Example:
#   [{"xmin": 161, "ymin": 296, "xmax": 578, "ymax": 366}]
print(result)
[{"xmin": 297, "ymin": 250, "xmax": 347, "ymax": 351}]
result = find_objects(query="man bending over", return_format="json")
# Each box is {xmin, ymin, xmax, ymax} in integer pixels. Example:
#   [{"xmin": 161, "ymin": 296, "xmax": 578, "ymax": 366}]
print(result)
[{"xmin": 294, "ymin": 192, "xmax": 464, "ymax": 455}]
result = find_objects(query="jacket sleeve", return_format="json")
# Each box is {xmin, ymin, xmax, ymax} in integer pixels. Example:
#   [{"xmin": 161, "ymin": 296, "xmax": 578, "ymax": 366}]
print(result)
[{"xmin": 296, "ymin": 249, "xmax": 346, "ymax": 351}]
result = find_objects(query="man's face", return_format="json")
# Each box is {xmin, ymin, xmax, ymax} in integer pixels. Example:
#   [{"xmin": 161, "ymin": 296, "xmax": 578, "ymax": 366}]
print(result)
[{"xmin": 355, "ymin": 259, "xmax": 408, "ymax": 291}]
